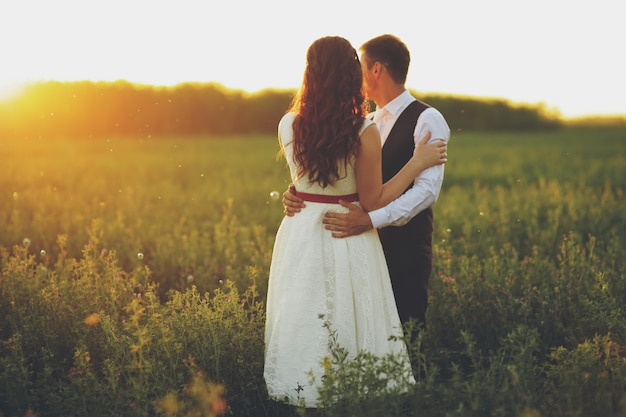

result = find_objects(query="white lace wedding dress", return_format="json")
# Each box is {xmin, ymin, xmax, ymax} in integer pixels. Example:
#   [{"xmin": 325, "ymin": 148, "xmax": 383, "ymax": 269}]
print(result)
[{"xmin": 264, "ymin": 113, "xmax": 414, "ymax": 408}]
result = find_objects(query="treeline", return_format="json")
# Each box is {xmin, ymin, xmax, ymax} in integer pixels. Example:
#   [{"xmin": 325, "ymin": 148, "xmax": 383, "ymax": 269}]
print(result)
[{"xmin": 0, "ymin": 80, "xmax": 562, "ymax": 139}]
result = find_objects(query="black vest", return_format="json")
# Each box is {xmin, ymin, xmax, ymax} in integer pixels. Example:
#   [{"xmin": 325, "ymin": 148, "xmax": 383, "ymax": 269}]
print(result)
[{"xmin": 378, "ymin": 100, "xmax": 433, "ymax": 246}]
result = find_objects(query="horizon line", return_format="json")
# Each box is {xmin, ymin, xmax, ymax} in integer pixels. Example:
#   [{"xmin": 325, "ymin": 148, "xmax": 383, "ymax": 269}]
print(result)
[{"xmin": 2, "ymin": 78, "xmax": 626, "ymax": 121}]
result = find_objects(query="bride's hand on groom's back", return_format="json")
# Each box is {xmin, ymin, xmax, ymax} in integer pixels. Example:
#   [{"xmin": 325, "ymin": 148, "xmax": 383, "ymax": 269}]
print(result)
[{"xmin": 282, "ymin": 185, "xmax": 305, "ymax": 216}]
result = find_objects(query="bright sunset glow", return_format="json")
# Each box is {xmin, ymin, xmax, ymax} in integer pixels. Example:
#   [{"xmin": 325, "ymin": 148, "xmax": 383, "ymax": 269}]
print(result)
[
  {"xmin": 0, "ymin": 82, "xmax": 26, "ymax": 102},
  {"xmin": 1, "ymin": 0, "xmax": 624, "ymax": 118}
]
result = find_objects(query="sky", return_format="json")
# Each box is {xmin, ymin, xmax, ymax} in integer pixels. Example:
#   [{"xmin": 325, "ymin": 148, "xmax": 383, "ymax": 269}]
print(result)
[{"xmin": 0, "ymin": 0, "xmax": 624, "ymax": 118}]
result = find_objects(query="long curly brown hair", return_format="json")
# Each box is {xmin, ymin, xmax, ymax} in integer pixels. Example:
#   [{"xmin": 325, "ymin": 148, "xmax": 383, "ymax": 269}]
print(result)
[{"xmin": 289, "ymin": 36, "xmax": 367, "ymax": 187}]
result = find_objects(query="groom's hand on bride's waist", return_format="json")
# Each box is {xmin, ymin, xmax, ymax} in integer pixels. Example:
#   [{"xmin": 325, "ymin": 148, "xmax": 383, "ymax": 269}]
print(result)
[{"xmin": 323, "ymin": 201, "xmax": 374, "ymax": 238}]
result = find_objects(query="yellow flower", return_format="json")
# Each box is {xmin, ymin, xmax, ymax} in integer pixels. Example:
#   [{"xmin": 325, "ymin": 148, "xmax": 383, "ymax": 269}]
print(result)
[
  {"xmin": 155, "ymin": 392, "xmax": 180, "ymax": 416},
  {"xmin": 84, "ymin": 313, "xmax": 101, "ymax": 326}
]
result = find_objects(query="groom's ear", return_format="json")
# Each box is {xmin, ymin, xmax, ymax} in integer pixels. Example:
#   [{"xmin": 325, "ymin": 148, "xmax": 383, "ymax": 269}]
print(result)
[{"xmin": 372, "ymin": 61, "xmax": 383, "ymax": 76}]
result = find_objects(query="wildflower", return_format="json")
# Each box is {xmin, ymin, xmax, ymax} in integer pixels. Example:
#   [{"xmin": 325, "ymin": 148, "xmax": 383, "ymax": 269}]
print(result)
[
  {"xmin": 155, "ymin": 392, "xmax": 180, "ymax": 415},
  {"xmin": 321, "ymin": 356, "xmax": 333, "ymax": 374},
  {"xmin": 211, "ymin": 397, "xmax": 228, "ymax": 415},
  {"xmin": 84, "ymin": 313, "xmax": 101, "ymax": 326},
  {"xmin": 438, "ymin": 272, "xmax": 456, "ymax": 285}
]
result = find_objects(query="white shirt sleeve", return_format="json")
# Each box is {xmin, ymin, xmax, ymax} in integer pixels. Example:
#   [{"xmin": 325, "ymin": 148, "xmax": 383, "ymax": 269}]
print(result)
[{"xmin": 368, "ymin": 107, "xmax": 451, "ymax": 228}]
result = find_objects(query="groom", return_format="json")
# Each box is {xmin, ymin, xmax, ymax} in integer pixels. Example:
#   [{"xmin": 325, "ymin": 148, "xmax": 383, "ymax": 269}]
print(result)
[{"xmin": 283, "ymin": 34, "xmax": 450, "ymax": 339}]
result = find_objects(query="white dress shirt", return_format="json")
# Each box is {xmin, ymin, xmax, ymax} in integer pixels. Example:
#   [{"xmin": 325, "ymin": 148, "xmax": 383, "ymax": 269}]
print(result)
[{"xmin": 367, "ymin": 90, "xmax": 451, "ymax": 229}]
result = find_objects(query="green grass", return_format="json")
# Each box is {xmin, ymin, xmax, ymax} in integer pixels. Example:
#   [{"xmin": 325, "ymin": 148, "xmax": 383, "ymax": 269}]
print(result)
[
  {"xmin": 1, "ymin": 135, "xmax": 288, "ymax": 297},
  {"xmin": 0, "ymin": 127, "xmax": 625, "ymax": 417}
]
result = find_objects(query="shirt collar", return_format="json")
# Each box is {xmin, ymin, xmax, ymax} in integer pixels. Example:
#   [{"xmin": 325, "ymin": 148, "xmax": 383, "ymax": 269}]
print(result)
[{"xmin": 381, "ymin": 90, "xmax": 415, "ymax": 118}]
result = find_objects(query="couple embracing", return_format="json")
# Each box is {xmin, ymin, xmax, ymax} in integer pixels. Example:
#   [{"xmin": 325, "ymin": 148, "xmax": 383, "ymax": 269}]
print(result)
[{"xmin": 263, "ymin": 34, "xmax": 450, "ymax": 413}]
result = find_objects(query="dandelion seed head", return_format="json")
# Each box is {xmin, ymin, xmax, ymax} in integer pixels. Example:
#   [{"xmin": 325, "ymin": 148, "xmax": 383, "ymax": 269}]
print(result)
[
  {"xmin": 137, "ymin": 252, "xmax": 144, "ymax": 260},
  {"xmin": 269, "ymin": 191, "xmax": 280, "ymax": 201},
  {"xmin": 22, "ymin": 238, "xmax": 31, "ymax": 248},
  {"xmin": 40, "ymin": 249, "xmax": 46, "ymax": 257},
  {"xmin": 187, "ymin": 274, "xmax": 194, "ymax": 282}
]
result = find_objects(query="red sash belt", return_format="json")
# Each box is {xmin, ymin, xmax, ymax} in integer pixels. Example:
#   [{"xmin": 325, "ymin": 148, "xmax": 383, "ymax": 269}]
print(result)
[{"xmin": 293, "ymin": 189, "xmax": 359, "ymax": 204}]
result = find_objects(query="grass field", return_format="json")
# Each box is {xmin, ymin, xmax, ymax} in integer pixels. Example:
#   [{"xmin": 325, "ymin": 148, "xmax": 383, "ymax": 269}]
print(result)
[{"xmin": 1, "ymin": 127, "xmax": 625, "ymax": 416}]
